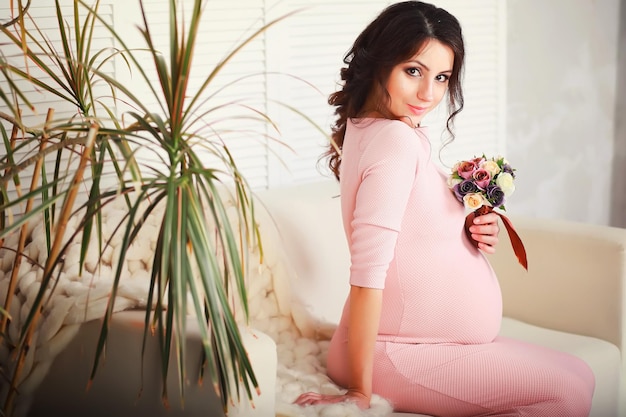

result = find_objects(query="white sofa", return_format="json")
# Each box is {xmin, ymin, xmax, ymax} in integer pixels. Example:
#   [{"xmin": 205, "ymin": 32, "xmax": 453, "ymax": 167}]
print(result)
[{"xmin": 23, "ymin": 179, "xmax": 626, "ymax": 417}]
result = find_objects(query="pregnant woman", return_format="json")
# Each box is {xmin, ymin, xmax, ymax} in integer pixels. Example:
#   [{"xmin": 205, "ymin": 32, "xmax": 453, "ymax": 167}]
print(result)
[{"xmin": 295, "ymin": 2, "xmax": 595, "ymax": 416}]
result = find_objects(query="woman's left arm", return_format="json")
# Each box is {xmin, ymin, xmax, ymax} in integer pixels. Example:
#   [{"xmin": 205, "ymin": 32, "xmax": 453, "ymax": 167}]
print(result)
[{"xmin": 468, "ymin": 212, "xmax": 500, "ymax": 254}]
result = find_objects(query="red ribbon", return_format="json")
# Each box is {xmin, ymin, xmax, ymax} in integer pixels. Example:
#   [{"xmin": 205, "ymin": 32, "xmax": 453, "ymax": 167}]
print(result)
[{"xmin": 464, "ymin": 205, "xmax": 528, "ymax": 271}]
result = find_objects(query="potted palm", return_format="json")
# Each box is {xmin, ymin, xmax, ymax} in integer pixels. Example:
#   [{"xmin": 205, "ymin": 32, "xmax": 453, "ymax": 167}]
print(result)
[{"xmin": 0, "ymin": 0, "xmax": 300, "ymax": 415}]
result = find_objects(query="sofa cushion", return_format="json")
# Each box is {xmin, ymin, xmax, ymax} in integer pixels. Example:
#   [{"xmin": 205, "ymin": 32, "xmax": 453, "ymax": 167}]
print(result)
[
  {"xmin": 256, "ymin": 180, "xmax": 349, "ymax": 338},
  {"xmin": 498, "ymin": 317, "xmax": 620, "ymax": 417}
]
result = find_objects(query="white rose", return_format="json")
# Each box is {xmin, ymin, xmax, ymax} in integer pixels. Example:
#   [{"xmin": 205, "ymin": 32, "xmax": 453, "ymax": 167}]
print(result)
[
  {"xmin": 496, "ymin": 155, "xmax": 509, "ymax": 165},
  {"xmin": 495, "ymin": 172, "xmax": 515, "ymax": 196},
  {"xmin": 447, "ymin": 176, "xmax": 462, "ymax": 189}
]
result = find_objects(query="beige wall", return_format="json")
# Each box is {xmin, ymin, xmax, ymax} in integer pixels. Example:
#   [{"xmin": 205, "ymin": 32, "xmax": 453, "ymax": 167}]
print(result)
[{"xmin": 506, "ymin": 0, "xmax": 622, "ymax": 226}]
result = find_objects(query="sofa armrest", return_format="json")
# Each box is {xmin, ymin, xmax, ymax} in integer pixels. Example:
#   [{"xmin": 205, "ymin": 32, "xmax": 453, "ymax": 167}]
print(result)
[{"xmin": 487, "ymin": 216, "xmax": 626, "ymax": 353}]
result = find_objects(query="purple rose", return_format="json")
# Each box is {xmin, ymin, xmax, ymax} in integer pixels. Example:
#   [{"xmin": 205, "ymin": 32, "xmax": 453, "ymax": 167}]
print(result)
[
  {"xmin": 502, "ymin": 163, "xmax": 515, "ymax": 178},
  {"xmin": 486, "ymin": 184, "xmax": 505, "ymax": 208},
  {"xmin": 454, "ymin": 179, "xmax": 479, "ymax": 201}
]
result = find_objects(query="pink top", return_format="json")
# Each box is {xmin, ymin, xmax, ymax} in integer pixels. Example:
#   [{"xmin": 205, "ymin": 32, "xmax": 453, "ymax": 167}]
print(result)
[{"xmin": 339, "ymin": 118, "xmax": 502, "ymax": 344}]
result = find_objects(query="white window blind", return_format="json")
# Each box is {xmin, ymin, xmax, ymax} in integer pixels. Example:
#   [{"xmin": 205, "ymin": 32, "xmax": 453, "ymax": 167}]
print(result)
[
  {"xmin": 264, "ymin": 1, "xmax": 392, "ymax": 184},
  {"xmin": 112, "ymin": 0, "xmax": 270, "ymax": 189},
  {"xmin": 1, "ymin": 0, "xmax": 506, "ymax": 200},
  {"xmin": 433, "ymin": 0, "xmax": 507, "ymax": 166}
]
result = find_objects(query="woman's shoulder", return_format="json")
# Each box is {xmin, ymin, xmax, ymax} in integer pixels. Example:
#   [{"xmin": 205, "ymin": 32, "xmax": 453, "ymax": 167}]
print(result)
[
  {"xmin": 348, "ymin": 118, "xmax": 420, "ymax": 148},
  {"xmin": 349, "ymin": 117, "xmax": 414, "ymax": 135},
  {"xmin": 350, "ymin": 118, "xmax": 418, "ymax": 144}
]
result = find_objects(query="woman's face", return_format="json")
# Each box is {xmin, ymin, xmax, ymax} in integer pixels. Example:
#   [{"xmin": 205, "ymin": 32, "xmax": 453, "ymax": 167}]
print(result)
[{"xmin": 385, "ymin": 39, "xmax": 454, "ymax": 128}]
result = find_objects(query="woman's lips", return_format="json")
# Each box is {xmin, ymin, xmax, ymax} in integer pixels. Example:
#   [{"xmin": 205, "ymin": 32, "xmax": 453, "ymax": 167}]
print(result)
[{"xmin": 408, "ymin": 104, "xmax": 428, "ymax": 115}]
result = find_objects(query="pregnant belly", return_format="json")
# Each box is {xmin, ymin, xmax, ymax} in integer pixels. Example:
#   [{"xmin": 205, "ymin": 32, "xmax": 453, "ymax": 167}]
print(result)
[{"xmin": 379, "ymin": 251, "xmax": 503, "ymax": 344}]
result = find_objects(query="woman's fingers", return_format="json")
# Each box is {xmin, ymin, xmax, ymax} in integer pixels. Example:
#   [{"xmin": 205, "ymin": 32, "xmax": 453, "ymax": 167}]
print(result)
[
  {"xmin": 294, "ymin": 391, "xmax": 369, "ymax": 408},
  {"xmin": 294, "ymin": 392, "xmax": 345, "ymax": 406},
  {"xmin": 294, "ymin": 392, "xmax": 324, "ymax": 405},
  {"xmin": 471, "ymin": 212, "xmax": 500, "ymax": 253}
]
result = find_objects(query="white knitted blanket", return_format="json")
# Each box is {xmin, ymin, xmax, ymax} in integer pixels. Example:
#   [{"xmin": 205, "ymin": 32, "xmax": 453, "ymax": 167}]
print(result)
[{"xmin": 0, "ymin": 195, "xmax": 392, "ymax": 417}]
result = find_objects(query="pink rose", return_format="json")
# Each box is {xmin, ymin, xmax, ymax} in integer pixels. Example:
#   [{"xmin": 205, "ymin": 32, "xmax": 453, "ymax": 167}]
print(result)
[
  {"xmin": 457, "ymin": 161, "xmax": 478, "ymax": 179},
  {"xmin": 472, "ymin": 168, "xmax": 491, "ymax": 189},
  {"xmin": 471, "ymin": 156, "xmax": 485, "ymax": 166}
]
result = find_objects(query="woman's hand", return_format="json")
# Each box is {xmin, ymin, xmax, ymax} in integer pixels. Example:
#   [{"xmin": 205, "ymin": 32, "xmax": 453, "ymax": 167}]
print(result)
[
  {"xmin": 294, "ymin": 389, "xmax": 370, "ymax": 409},
  {"xmin": 468, "ymin": 211, "xmax": 500, "ymax": 254}
]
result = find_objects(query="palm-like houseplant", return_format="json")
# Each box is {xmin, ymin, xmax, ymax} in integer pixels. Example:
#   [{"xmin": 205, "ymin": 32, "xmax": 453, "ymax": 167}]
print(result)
[{"xmin": 0, "ymin": 0, "xmax": 297, "ymax": 415}]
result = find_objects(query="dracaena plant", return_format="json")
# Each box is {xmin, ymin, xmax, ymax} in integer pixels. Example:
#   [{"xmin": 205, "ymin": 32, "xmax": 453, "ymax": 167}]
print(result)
[{"xmin": 0, "ymin": 0, "xmax": 299, "ymax": 415}]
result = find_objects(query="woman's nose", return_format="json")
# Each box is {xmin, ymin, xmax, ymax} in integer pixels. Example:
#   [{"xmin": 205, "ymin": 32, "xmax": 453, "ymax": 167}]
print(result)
[{"xmin": 417, "ymin": 79, "xmax": 433, "ymax": 101}]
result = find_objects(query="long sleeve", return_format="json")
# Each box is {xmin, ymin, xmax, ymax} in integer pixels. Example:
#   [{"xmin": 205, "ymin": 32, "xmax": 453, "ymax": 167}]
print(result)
[{"xmin": 344, "ymin": 122, "xmax": 420, "ymax": 289}]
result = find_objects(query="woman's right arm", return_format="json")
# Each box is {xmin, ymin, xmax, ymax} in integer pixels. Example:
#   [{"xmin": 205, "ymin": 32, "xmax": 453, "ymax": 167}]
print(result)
[
  {"xmin": 345, "ymin": 284, "xmax": 383, "ymax": 406},
  {"xmin": 294, "ymin": 284, "xmax": 382, "ymax": 409}
]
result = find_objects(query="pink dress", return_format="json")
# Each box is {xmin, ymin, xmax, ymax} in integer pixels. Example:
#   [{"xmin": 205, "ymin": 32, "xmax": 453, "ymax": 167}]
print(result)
[{"xmin": 325, "ymin": 118, "xmax": 595, "ymax": 416}]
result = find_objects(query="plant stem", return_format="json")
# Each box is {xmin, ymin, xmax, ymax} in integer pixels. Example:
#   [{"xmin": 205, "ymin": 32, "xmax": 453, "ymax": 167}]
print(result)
[
  {"xmin": 0, "ymin": 136, "xmax": 89, "ymax": 189},
  {"xmin": 0, "ymin": 112, "xmax": 40, "ymax": 136},
  {"xmin": 0, "ymin": 112, "xmax": 21, "ymax": 251},
  {"xmin": 3, "ymin": 121, "xmax": 98, "ymax": 416},
  {"xmin": 0, "ymin": 112, "xmax": 23, "ymax": 336},
  {"xmin": 0, "ymin": 109, "xmax": 53, "ymax": 339}
]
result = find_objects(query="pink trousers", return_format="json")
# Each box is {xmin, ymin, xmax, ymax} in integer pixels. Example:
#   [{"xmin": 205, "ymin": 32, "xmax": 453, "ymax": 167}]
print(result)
[{"xmin": 327, "ymin": 330, "xmax": 595, "ymax": 417}]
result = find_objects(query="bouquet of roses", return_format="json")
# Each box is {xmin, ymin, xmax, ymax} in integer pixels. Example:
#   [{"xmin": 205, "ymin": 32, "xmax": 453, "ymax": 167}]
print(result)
[
  {"xmin": 448, "ymin": 155, "xmax": 528, "ymax": 270},
  {"xmin": 448, "ymin": 155, "xmax": 515, "ymax": 211}
]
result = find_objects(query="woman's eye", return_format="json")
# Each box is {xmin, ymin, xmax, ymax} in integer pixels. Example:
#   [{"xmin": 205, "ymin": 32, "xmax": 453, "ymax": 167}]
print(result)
[
  {"xmin": 406, "ymin": 67, "xmax": 421, "ymax": 77},
  {"xmin": 435, "ymin": 74, "xmax": 450, "ymax": 83}
]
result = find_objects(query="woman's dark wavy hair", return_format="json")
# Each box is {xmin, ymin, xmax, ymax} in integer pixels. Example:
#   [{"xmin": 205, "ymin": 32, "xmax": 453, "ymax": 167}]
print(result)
[{"xmin": 325, "ymin": 1, "xmax": 465, "ymax": 180}]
